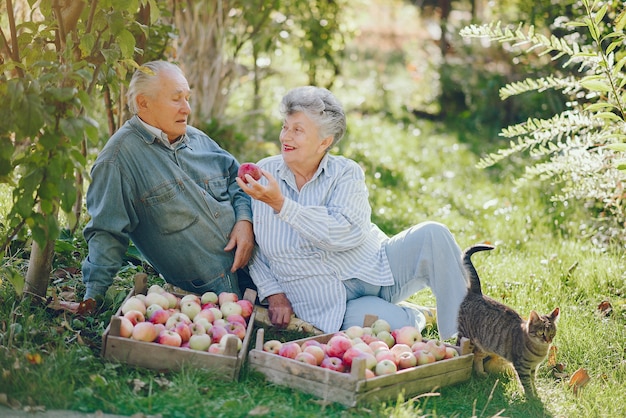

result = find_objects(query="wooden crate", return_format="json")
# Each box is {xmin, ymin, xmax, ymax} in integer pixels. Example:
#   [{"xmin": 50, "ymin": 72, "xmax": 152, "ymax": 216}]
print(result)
[
  {"xmin": 102, "ymin": 274, "xmax": 256, "ymax": 381},
  {"xmin": 249, "ymin": 321, "xmax": 473, "ymax": 407}
]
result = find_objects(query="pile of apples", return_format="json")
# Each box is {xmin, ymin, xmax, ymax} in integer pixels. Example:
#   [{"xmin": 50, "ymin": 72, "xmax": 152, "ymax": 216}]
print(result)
[
  {"xmin": 262, "ymin": 318, "xmax": 459, "ymax": 378},
  {"xmin": 115, "ymin": 284, "xmax": 253, "ymax": 354}
]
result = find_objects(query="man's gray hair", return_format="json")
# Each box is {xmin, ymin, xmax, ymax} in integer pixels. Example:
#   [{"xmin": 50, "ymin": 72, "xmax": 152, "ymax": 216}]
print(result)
[
  {"xmin": 127, "ymin": 61, "xmax": 184, "ymax": 115},
  {"xmin": 279, "ymin": 86, "xmax": 347, "ymax": 149}
]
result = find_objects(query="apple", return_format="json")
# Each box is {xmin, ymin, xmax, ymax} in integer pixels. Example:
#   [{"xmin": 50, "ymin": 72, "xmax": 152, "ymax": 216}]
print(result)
[
  {"xmin": 393, "ymin": 325, "xmax": 422, "ymax": 346},
  {"xmin": 369, "ymin": 340, "xmax": 389, "ymax": 353},
  {"xmin": 352, "ymin": 342, "xmax": 374, "ymax": 355},
  {"xmin": 226, "ymin": 322, "xmax": 247, "ymax": 340},
  {"xmin": 180, "ymin": 300, "xmax": 202, "ymax": 320},
  {"xmin": 411, "ymin": 341, "xmax": 429, "ymax": 353},
  {"xmin": 148, "ymin": 307, "xmax": 170, "ymax": 325},
  {"xmin": 218, "ymin": 292, "xmax": 238, "ymax": 305},
  {"xmin": 236, "ymin": 299, "xmax": 254, "ymax": 318},
  {"xmin": 444, "ymin": 346, "xmax": 459, "ymax": 359},
  {"xmin": 165, "ymin": 312, "xmax": 191, "ymax": 329},
  {"xmin": 301, "ymin": 339, "xmax": 324, "ymax": 350},
  {"xmin": 118, "ymin": 316, "xmax": 134, "ymax": 338},
  {"xmin": 189, "ymin": 323, "xmax": 207, "ymax": 336},
  {"xmin": 320, "ymin": 357, "xmax": 345, "ymax": 373},
  {"xmin": 263, "ymin": 339, "xmax": 282, "ymax": 354},
  {"xmin": 189, "ymin": 333, "xmax": 212, "ymax": 351},
  {"xmin": 342, "ymin": 347, "xmax": 366, "ymax": 369},
  {"xmin": 303, "ymin": 345, "xmax": 325, "ymax": 365},
  {"xmin": 220, "ymin": 301, "xmax": 243, "ymax": 317},
  {"xmin": 357, "ymin": 352, "xmax": 378, "ymax": 370},
  {"xmin": 180, "ymin": 294, "xmax": 201, "ymax": 305},
  {"xmin": 131, "ymin": 322, "xmax": 157, "ymax": 342},
  {"xmin": 415, "ymin": 349, "xmax": 436, "ymax": 366},
  {"xmin": 220, "ymin": 335, "xmax": 242, "ymax": 351},
  {"xmin": 208, "ymin": 307, "xmax": 223, "ymax": 321},
  {"xmin": 278, "ymin": 342, "xmax": 302, "ymax": 359},
  {"xmin": 194, "ymin": 309, "xmax": 216, "ymax": 323},
  {"xmin": 157, "ymin": 329, "xmax": 182, "ymax": 347},
  {"xmin": 209, "ymin": 325, "xmax": 228, "ymax": 344},
  {"xmin": 237, "ymin": 162, "xmax": 262, "ymax": 183},
  {"xmin": 376, "ymin": 330, "xmax": 395, "ymax": 348},
  {"xmin": 121, "ymin": 296, "xmax": 146, "ymax": 315},
  {"xmin": 295, "ymin": 351, "xmax": 317, "ymax": 366},
  {"xmin": 371, "ymin": 318, "xmax": 391, "ymax": 335},
  {"xmin": 390, "ymin": 343, "xmax": 413, "ymax": 359},
  {"xmin": 361, "ymin": 334, "xmax": 378, "ymax": 345},
  {"xmin": 123, "ymin": 310, "xmax": 145, "ymax": 326},
  {"xmin": 144, "ymin": 292, "xmax": 170, "ymax": 310},
  {"xmin": 201, "ymin": 291, "xmax": 218, "ymax": 305},
  {"xmin": 425, "ymin": 340, "xmax": 447, "ymax": 361},
  {"xmin": 162, "ymin": 292, "xmax": 179, "ymax": 309},
  {"xmin": 148, "ymin": 284, "xmax": 165, "ymax": 294},
  {"xmin": 193, "ymin": 317, "xmax": 213, "ymax": 332},
  {"xmin": 344, "ymin": 325, "xmax": 364, "ymax": 339},
  {"xmin": 375, "ymin": 349, "xmax": 397, "ymax": 365},
  {"xmin": 365, "ymin": 369, "xmax": 376, "ymax": 379},
  {"xmin": 173, "ymin": 322, "xmax": 192, "ymax": 343},
  {"xmin": 208, "ymin": 343, "xmax": 225, "ymax": 355},
  {"xmin": 397, "ymin": 351, "xmax": 418, "ymax": 369},
  {"xmin": 326, "ymin": 334, "xmax": 352, "ymax": 358},
  {"xmin": 375, "ymin": 359, "xmax": 397, "ymax": 376},
  {"xmin": 154, "ymin": 323, "xmax": 166, "ymax": 335},
  {"xmin": 226, "ymin": 314, "xmax": 246, "ymax": 326}
]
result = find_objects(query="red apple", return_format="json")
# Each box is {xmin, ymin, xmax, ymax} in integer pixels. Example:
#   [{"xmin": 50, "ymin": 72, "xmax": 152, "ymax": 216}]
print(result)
[
  {"xmin": 118, "ymin": 316, "xmax": 134, "ymax": 338},
  {"xmin": 174, "ymin": 322, "xmax": 192, "ymax": 343},
  {"xmin": 425, "ymin": 339, "xmax": 447, "ymax": 361},
  {"xmin": 123, "ymin": 310, "xmax": 145, "ymax": 326},
  {"xmin": 392, "ymin": 325, "xmax": 422, "ymax": 346},
  {"xmin": 326, "ymin": 334, "xmax": 352, "ymax": 358},
  {"xmin": 375, "ymin": 359, "xmax": 397, "ymax": 376},
  {"xmin": 444, "ymin": 346, "xmax": 459, "ymax": 359},
  {"xmin": 131, "ymin": 321, "xmax": 157, "ymax": 342},
  {"xmin": 226, "ymin": 314, "xmax": 247, "ymax": 326},
  {"xmin": 209, "ymin": 325, "xmax": 228, "ymax": 344},
  {"xmin": 208, "ymin": 343, "xmax": 225, "ymax": 355},
  {"xmin": 295, "ymin": 351, "xmax": 317, "ymax": 366},
  {"xmin": 236, "ymin": 299, "xmax": 254, "ymax": 318},
  {"xmin": 411, "ymin": 341, "xmax": 429, "ymax": 353},
  {"xmin": 278, "ymin": 342, "xmax": 302, "ymax": 359},
  {"xmin": 320, "ymin": 356, "xmax": 345, "ymax": 373},
  {"xmin": 157, "ymin": 329, "xmax": 182, "ymax": 347},
  {"xmin": 342, "ymin": 347, "xmax": 366, "ymax": 369},
  {"xmin": 226, "ymin": 322, "xmax": 247, "ymax": 340},
  {"xmin": 375, "ymin": 349, "xmax": 397, "ymax": 365},
  {"xmin": 237, "ymin": 162, "xmax": 262, "ymax": 183},
  {"xmin": 303, "ymin": 345, "xmax": 325, "ymax": 365},
  {"xmin": 263, "ymin": 339, "xmax": 282, "ymax": 354},
  {"xmin": 365, "ymin": 369, "xmax": 376, "ymax": 379},
  {"xmin": 147, "ymin": 307, "xmax": 170, "ymax": 325},
  {"xmin": 397, "ymin": 351, "xmax": 418, "ymax": 369},
  {"xmin": 390, "ymin": 343, "xmax": 413, "ymax": 359},
  {"xmin": 218, "ymin": 292, "xmax": 238, "ymax": 306},
  {"xmin": 369, "ymin": 340, "xmax": 389, "ymax": 353},
  {"xmin": 415, "ymin": 349, "xmax": 436, "ymax": 365},
  {"xmin": 194, "ymin": 309, "xmax": 216, "ymax": 324}
]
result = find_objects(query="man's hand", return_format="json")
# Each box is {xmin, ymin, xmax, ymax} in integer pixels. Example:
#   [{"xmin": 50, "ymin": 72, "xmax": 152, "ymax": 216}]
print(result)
[
  {"xmin": 267, "ymin": 293, "xmax": 294, "ymax": 328},
  {"xmin": 224, "ymin": 220, "xmax": 254, "ymax": 272}
]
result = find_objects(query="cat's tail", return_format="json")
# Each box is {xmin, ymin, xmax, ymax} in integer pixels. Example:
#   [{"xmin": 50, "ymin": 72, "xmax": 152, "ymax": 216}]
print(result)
[{"xmin": 462, "ymin": 244, "xmax": 495, "ymax": 295}]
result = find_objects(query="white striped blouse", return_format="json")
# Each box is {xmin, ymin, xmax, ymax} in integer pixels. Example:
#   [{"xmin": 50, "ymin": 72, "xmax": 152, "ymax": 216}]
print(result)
[{"xmin": 248, "ymin": 153, "xmax": 394, "ymax": 332}]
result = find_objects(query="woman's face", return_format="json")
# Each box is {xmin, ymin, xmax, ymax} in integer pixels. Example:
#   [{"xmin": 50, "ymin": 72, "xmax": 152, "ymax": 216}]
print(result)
[
  {"xmin": 136, "ymin": 69, "xmax": 191, "ymax": 141},
  {"xmin": 279, "ymin": 112, "xmax": 332, "ymax": 169}
]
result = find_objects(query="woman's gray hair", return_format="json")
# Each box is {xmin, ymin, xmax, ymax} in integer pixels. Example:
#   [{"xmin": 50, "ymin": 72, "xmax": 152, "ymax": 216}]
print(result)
[
  {"xmin": 127, "ymin": 60, "xmax": 184, "ymax": 115},
  {"xmin": 280, "ymin": 86, "xmax": 347, "ymax": 149}
]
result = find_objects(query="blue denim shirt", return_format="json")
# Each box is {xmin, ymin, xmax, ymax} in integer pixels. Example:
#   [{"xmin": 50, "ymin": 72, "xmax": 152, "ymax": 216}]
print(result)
[{"xmin": 81, "ymin": 116, "xmax": 252, "ymax": 299}]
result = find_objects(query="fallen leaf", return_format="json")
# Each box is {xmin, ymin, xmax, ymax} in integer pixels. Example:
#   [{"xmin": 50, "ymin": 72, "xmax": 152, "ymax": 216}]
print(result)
[
  {"xmin": 248, "ymin": 406, "xmax": 271, "ymax": 416},
  {"xmin": 569, "ymin": 367, "xmax": 590, "ymax": 395},
  {"xmin": 25, "ymin": 353, "xmax": 42, "ymax": 365},
  {"xmin": 548, "ymin": 345, "xmax": 558, "ymax": 367},
  {"xmin": 597, "ymin": 300, "xmax": 612, "ymax": 317}
]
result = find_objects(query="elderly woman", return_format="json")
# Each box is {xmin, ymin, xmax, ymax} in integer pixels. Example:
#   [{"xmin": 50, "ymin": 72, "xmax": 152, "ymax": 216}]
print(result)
[{"xmin": 236, "ymin": 86, "xmax": 467, "ymax": 339}]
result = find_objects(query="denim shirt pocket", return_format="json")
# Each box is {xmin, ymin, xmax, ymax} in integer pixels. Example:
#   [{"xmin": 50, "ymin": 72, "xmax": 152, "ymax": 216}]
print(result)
[
  {"xmin": 141, "ymin": 180, "xmax": 199, "ymax": 235},
  {"xmin": 205, "ymin": 176, "xmax": 230, "ymax": 202}
]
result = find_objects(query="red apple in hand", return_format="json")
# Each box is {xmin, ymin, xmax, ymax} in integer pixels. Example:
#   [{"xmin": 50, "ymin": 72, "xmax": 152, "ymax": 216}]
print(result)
[{"xmin": 238, "ymin": 163, "xmax": 262, "ymax": 183}]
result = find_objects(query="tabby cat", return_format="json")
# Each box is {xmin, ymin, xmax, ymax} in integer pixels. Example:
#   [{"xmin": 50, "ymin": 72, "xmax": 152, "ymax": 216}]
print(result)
[{"xmin": 457, "ymin": 244, "xmax": 560, "ymax": 397}]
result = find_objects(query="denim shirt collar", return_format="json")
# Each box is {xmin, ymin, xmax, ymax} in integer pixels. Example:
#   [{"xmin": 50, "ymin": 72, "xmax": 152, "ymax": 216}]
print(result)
[{"xmin": 130, "ymin": 115, "xmax": 188, "ymax": 149}]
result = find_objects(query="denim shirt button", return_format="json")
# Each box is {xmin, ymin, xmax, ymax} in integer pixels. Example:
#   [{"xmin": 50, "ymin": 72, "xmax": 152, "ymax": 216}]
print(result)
[{"xmin": 214, "ymin": 212, "xmax": 219, "ymax": 218}]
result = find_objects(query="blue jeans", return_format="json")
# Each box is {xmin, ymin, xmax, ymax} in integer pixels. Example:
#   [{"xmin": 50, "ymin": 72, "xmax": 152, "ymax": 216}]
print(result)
[{"xmin": 341, "ymin": 221, "xmax": 466, "ymax": 339}]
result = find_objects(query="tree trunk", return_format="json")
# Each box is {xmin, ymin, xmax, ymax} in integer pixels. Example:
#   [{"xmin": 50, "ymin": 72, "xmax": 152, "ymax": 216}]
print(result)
[{"xmin": 23, "ymin": 237, "xmax": 56, "ymax": 303}]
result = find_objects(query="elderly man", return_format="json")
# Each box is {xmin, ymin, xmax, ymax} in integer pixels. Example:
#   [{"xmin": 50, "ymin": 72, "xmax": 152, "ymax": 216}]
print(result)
[{"xmin": 81, "ymin": 60, "xmax": 254, "ymax": 301}]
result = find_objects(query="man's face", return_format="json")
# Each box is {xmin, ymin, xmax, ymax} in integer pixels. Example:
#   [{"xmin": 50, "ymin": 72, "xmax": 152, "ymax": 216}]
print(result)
[{"xmin": 137, "ymin": 69, "xmax": 191, "ymax": 141}]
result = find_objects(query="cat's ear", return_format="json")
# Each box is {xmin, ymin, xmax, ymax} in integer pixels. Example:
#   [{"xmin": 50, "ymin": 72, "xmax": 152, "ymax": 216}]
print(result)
[
  {"xmin": 528, "ymin": 310, "xmax": 540, "ymax": 322},
  {"xmin": 549, "ymin": 307, "xmax": 560, "ymax": 321}
]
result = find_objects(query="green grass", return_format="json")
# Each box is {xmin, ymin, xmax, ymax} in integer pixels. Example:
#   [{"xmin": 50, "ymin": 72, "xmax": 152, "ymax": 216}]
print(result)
[{"xmin": 1, "ymin": 113, "xmax": 625, "ymax": 417}]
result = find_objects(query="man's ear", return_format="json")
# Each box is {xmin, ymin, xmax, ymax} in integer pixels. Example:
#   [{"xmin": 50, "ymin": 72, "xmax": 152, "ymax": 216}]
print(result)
[{"xmin": 136, "ymin": 94, "xmax": 148, "ymax": 111}]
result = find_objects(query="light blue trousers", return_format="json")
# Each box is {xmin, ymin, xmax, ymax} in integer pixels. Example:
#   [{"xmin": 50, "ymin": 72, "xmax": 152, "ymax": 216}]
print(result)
[{"xmin": 341, "ymin": 221, "xmax": 467, "ymax": 339}]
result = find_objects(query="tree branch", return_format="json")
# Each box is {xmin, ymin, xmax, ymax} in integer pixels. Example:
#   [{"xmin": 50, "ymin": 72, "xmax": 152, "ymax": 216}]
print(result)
[{"xmin": 5, "ymin": 0, "xmax": 24, "ymax": 77}]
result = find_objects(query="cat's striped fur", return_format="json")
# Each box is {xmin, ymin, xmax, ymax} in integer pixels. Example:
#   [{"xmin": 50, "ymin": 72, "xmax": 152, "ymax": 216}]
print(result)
[{"xmin": 457, "ymin": 244, "xmax": 560, "ymax": 397}]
